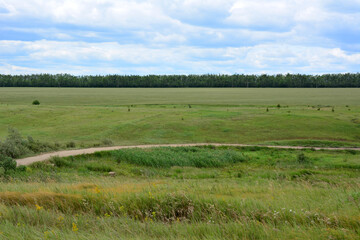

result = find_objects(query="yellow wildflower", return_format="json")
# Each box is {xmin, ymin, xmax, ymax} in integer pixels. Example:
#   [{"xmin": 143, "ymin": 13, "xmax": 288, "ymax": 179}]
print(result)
[
  {"xmin": 148, "ymin": 191, "xmax": 154, "ymax": 199},
  {"xmin": 35, "ymin": 204, "xmax": 43, "ymax": 211},
  {"xmin": 72, "ymin": 222, "xmax": 78, "ymax": 232}
]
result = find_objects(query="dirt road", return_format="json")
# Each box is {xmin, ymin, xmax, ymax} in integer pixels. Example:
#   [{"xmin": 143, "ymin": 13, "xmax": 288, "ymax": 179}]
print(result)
[{"xmin": 16, "ymin": 143, "xmax": 360, "ymax": 166}]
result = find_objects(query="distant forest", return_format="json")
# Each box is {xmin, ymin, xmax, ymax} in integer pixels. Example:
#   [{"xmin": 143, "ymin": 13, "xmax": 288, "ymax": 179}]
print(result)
[{"xmin": 1, "ymin": 73, "xmax": 360, "ymax": 88}]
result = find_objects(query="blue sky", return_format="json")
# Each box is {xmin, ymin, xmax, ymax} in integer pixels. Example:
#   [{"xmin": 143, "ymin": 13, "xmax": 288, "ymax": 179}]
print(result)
[{"xmin": 0, "ymin": 0, "xmax": 360, "ymax": 75}]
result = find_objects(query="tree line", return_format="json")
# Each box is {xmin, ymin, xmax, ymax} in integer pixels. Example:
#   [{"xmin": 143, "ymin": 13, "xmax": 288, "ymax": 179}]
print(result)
[{"xmin": 0, "ymin": 73, "xmax": 359, "ymax": 88}]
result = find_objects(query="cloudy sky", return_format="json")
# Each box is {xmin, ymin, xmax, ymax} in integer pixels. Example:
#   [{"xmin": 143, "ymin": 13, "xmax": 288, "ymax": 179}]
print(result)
[{"xmin": 1, "ymin": 0, "xmax": 360, "ymax": 75}]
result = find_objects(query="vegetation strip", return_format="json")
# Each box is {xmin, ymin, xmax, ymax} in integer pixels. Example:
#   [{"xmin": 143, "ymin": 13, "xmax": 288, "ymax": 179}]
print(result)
[
  {"xmin": 1, "ymin": 73, "xmax": 360, "ymax": 87},
  {"xmin": 16, "ymin": 143, "xmax": 360, "ymax": 166}
]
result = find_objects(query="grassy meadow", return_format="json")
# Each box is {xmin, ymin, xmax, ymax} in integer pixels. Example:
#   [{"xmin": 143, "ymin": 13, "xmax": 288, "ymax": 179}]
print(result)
[
  {"xmin": 0, "ymin": 88, "xmax": 360, "ymax": 147},
  {"xmin": 0, "ymin": 88, "xmax": 360, "ymax": 239},
  {"xmin": 0, "ymin": 146, "xmax": 359, "ymax": 239}
]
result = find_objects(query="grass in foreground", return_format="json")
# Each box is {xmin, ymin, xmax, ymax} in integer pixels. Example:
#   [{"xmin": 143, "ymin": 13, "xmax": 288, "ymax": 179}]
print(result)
[{"xmin": 0, "ymin": 146, "xmax": 359, "ymax": 239}]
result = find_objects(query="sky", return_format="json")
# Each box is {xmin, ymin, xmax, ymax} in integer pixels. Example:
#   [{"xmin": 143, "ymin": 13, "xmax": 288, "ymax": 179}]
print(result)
[{"xmin": 0, "ymin": 0, "xmax": 360, "ymax": 75}]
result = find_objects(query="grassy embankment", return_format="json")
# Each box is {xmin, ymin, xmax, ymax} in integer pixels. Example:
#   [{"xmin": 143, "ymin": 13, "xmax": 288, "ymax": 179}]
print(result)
[
  {"xmin": 0, "ymin": 146, "xmax": 359, "ymax": 239},
  {"xmin": 0, "ymin": 88, "xmax": 360, "ymax": 148}
]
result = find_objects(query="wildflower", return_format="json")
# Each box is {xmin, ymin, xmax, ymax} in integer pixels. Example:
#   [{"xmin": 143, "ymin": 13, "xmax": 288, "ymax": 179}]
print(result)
[
  {"xmin": 94, "ymin": 187, "xmax": 101, "ymax": 194},
  {"xmin": 104, "ymin": 213, "xmax": 111, "ymax": 218},
  {"xmin": 152, "ymin": 211, "xmax": 156, "ymax": 218},
  {"xmin": 72, "ymin": 222, "xmax": 78, "ymax": 232},
  {"xmin": 35, "ymin": 204, "xmax": 43, "ymax": 211},
  {"xmin": 57, "ymin": 216, "xmax": 64, "ymax": 222}
]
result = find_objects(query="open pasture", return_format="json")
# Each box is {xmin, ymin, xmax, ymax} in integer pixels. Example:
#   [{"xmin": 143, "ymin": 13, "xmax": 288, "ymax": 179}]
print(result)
[
  {"xmin": 1, "ymin": 88, "xmax": 360, "ymax": 106},
  {"xmin": 0, "ymin": 88, "xmax": 360, "ymax": 239},
  {"xmin": 0, "ymin": 88, "xmax": 360, "ymax": 147}
]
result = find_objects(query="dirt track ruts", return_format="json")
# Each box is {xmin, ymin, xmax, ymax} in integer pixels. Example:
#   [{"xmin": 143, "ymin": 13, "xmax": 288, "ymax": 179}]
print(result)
[{"xmin": 16, "ymin": 143, "xmax": 360, "ymax": 166}]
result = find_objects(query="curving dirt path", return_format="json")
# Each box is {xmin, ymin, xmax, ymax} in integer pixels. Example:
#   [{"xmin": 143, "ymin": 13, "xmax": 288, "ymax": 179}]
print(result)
[{"xmin": 16, "ymin": 143, "xmax": 360, "ymax": 166}]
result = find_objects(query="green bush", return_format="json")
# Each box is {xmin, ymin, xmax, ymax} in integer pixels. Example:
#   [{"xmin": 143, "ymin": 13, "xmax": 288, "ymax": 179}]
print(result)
[
  {"xmin": 0, "ymin": 154, "xmax": 17, "ymax": 173},
  {"xmin": 101, "ymin": 139, "xmax": 113, "ymax": 146},
  {"xmin": 16, "ymin": 165, "xmax": 27, "ymax": 172},
  {"xmin": 26, "ymin": 136, "xmax": 59, "ymax": 153},
  {"xmin": 32, "ymin": 100, "xmax": 40, "ymax": 105},
  {"xmin": 0, "ymin": 128, "xmax": 29, "ymax": 158},
  {"xmin": 30, "ymin": 161, "xmax": 53, "ymax": 170},
  {"xmin": 0, "ymin": 128, "xmax": 60, "ymax": 159},
  {"xmin": 66, "ymin": 141, "xmax": 76, "ymax": 148},
  {"xmin": 51, "ymin": 156, "xmax": 73, "ymax": 168},
  {"xmin": 297, "ymin": 153, "xmax": 308, "ymax": 164}
]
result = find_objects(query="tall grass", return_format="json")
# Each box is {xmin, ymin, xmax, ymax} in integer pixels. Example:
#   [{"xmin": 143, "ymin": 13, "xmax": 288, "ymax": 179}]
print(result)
[
  {"xmin": 113, "ymin": 147, "xmax": 247, "ymax": 168},
  {"xmin": 0, "ymin": 147, "xmax": 359, "ymax": 239}
]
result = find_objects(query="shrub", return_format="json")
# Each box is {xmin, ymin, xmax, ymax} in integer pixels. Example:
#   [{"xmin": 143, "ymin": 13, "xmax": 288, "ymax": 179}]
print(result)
[
  {"xmin": 0, "ymin": 128, "xmax": 60, "ymax": 159},
  {"xmin": 29, "ymin": 161, "xmax": 53, "ymax": 170},
  {"xmin": 32, "ymin": 100, "xmax": 40, "ymax": 105},
  {"xmin": 0, "ymin": 154, "xmax": 17, "ymax": 173},
  {"xmin": 0, "ymin": 128, "xmax": 29, "ymax": 158},
  {"xmin": 51, "ymin": 156, "xmax": 73, "ymax": 168},
  {"xmin": 297, "ymin": 153, "xmax": 308, "ymax": 164},
  {"xmin": 25, "ymin": 136, "xmax": 59, "ymax": 153},
  {"xmin": 66, "ymin": 141, "xmax": 76, "ymax": 148},
  {"xmin": 101, "ymin": 139, "xmax": 113, "ymax": 146},
  {"xmin": 93, "ymin": 151, "xmax": 113, "ymax": 158},
  {"xmin": 16, "ymin": 165, "xmax": 27, "ymax": 172}
]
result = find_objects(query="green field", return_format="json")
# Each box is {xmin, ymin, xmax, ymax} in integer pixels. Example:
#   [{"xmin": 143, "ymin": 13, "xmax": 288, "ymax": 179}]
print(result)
[
  {"xmin": 0, "ymin": 88, "xmax": 360, "ymax": 147},
  {"xmin": 0, "ymin": 146, "xmax": 359, "ymax": 239},
  {"xmin": 0, "ymin": 88, "xmax": 360, "ymax": 239},
  {"xmin": 1, "ymin": 88, "xmax": 360, "ymax": 106}
]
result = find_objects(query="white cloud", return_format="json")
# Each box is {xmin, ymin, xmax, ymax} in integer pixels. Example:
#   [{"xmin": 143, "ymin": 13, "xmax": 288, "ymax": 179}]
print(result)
[
  {"xmin": 1, "ymin": 40, "xmax": 360, "ymax": 74},
  {"xmin": 0, "ymin": 63, "xmax": 39, "ymax": 74},
  {"xmin": 3, "ymin": 0, "xmax": 179, "ymax": 29},
  {"xmin": 226, "ymin": 0, "xmax": 295, "ymax": 30},
  {"xmin": 1, "ymin": 0, "xmax": 360, "ymax": 74},
  {"xmin": 0, "ymin": 0, "xmax": 17, "ymax": 16}
]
